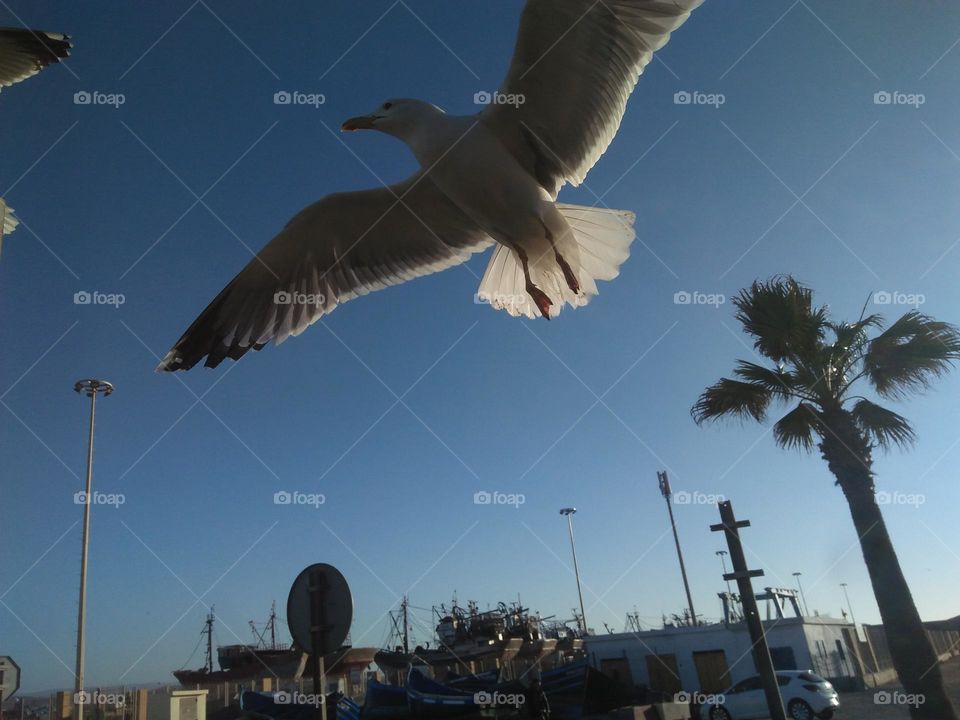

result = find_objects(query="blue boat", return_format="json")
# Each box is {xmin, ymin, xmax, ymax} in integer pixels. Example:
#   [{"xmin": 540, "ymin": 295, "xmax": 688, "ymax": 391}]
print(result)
[
  {"xmin": 405, "ymin": 668, "xmax": 479, "ymax": 718},
  {"xmin": 361, "ymin": 677, "xmax": 408, "ymax": 718}
]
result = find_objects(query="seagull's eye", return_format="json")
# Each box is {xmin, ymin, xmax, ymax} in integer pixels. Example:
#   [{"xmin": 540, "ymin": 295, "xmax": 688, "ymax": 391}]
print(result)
[{"xmin": 382, "ymin": 102, "xmax": 393, "ymax": 111}]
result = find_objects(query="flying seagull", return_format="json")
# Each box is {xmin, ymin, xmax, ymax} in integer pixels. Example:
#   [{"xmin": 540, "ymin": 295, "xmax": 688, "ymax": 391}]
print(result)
[
  {"xmin": 0, "ymin": 27, "xmax": 71, "ymax": 90},
  {"xmin": 0, "ymin": 28, "xmax": 72, "ymax": 258},
  {"xmin": 159, "ymin": 0, "xmax": 704, "ymax": 372}
]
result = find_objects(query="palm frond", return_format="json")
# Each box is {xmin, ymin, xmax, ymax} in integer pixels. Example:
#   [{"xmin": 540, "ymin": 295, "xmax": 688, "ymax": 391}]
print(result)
[
  {"xmin": 865, "ymin": 311, "xmax": 960, "ymax": 399},
  {"xmin": 772, "ymin": 403, "xmax": 821, "ymax": 451},
  {"xmin": 733, "ymin": 277, "xmax": 826, "ymax": 363},
  {"xmin": 732, "ymin": 360, "xmax": 800, "ymax": 399},
  {"xmin": 850, "ymin": 399, "xmax": 916, "ymax": 450},
  {"xmin": 692, "ymin": 377, "xmax": 772, "ymax": 425}
]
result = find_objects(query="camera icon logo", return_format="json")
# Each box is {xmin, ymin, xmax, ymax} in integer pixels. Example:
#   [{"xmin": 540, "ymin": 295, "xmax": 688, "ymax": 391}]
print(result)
[
  {"xmin": 473, "ymin": 91, "xmax": 492, "ymax": 105},
  {"xmin": 274, "ymin": 291, "xmax": 293, "ymax": 305},
  {"xmin": 274, "ymin": 91, "xmax": 292, "ymax": 105},
  {"xmin": 473, "ymin": 491, "xmax": 492, "ymax": 505},
  {"xmin": 673, "ymin": 490, "xmax": 692, "ymax": 505},
  {"xmin": 74, "ymin": 491, "xmax": 89, "ymax": 505},
  {"xmin": 873, "ymin": 290, "xmax": 892, "ymax": 305},
  {"xmin": 673, "ymin": 90, "xmax": 691, "ymax": 105},
  {"xmin": 74, "ymin": 692, "xmax": 91, "ymax": 705},
  {"xmin": 474, "ymin": 691, "xmax": 492, "ymax": 706},
  {"xmin": 74, "ymin": 291, "xmax": 92, "ymax": 305},
  {"xmin": 74, "ymin": 91, "xmax": 92, "ymax": 105},
  {"xmin": 874, "ymin": 691, "xmax": 891, "ymax": 705},
  {"xmin": 274, "ymin": 491, "xmax": 292, "ymax": 505},
  {"xmin": 673, "ymin": 291, "xmax": 691, "ymax": 305},
  {"xmin": 873, "ymin": 91, "xmax": 892, "ymax": 105},
  {"xmin": 275, "ymin": 691, "xmax": 292, "ymax": 705},
  {"xmin": 674, "ymin": 691, "xmax": 691, "ymax": 703}
]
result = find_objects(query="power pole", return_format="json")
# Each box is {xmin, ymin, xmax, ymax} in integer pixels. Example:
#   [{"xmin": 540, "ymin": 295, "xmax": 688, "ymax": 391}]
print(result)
[
  {"xmin": 711, "ymin": 500, "xmax": 786, "ymax": 720},
  {"xmin": 658, "ymin": 471, "xmax": 697, "ymax": 626}
]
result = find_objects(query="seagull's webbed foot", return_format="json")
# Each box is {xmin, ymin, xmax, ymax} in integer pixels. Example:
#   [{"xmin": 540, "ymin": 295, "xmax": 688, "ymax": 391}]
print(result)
[{"xmin": 527, "ymin": 284, "xmax": 553, "ymax": 320}]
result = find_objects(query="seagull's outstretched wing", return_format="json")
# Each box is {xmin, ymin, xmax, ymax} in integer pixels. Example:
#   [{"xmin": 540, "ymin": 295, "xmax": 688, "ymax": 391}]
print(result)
[
  {"xmin": 0, "ymin": 28, "xmax": 71, "ymax": 90},
  {"xmin": 482, "ymin": 0, "xmax": 703, "ymax": 197},
  {"xmin": 158, "ymin": 173, "xmax": 493, "ymax": 371}
]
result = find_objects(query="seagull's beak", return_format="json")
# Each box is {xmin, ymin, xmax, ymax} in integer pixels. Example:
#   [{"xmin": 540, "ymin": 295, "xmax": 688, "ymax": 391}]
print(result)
[{"xmin": 341, "ymin": 115, "xmax": 378, "ymax": 132}]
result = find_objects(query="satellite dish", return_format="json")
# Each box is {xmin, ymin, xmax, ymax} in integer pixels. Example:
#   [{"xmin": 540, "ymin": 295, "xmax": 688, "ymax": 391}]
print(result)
[{"xmin": 286, "ymin": 563, "xmax": 352, "ymax": 656}]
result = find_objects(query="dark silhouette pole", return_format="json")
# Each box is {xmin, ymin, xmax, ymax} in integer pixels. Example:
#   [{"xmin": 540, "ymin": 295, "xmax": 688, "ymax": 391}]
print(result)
[{"xmin": 711, "ymin": 500, "xmax": 786, "ymax": 720}]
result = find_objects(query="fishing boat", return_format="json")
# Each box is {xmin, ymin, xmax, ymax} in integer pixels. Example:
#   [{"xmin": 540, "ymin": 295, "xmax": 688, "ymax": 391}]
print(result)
[
  {"xmin": 405, "ymin": 668, "xmax": 479, "ymax": 718},
  {"xmin": 173, "ymin": 604, "xmax": 304, "ymax": 685}
]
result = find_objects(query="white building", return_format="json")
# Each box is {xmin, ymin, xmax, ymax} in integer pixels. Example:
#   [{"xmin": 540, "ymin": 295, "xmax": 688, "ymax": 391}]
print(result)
[{"xmin": 585, "ymin": 615, "xmax": 859, "ymax": 694}]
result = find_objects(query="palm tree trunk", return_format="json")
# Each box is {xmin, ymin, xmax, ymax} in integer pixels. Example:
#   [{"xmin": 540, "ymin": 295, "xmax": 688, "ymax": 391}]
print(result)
[{"xmin": 820, "ymin": 411, "xmax": 957, "ymax": 720}]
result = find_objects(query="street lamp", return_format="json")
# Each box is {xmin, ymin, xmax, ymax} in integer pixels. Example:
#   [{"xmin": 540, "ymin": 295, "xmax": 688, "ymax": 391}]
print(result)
[
  {"xmin": 792, "ymin": 572, "xmax": 809, "ymax": 617},
  {"xmin": 559, "ymin": 508, "xmax": 587, "ymax": 635},
  {"xmin": 73, "ymin": 379, "xmax": 113, "ymax": 720}
]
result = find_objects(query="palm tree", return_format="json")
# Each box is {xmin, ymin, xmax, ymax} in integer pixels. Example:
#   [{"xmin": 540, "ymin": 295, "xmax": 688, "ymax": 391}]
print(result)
[{"xmin": 692, "ymin": 276, "xmax": 960, "ymax": 720}]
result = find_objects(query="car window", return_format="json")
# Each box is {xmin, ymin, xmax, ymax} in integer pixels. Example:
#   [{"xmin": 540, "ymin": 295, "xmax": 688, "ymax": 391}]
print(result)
[
  {"xmin": 799, "ymin": 672, "xmax": 826, "ymax": 683},
  {"xmin": 776, "ymin": 675, "xmax": 791, "ymax": 686},
  {"xmin": 730, "ymin": 676, "xmax": 763, "ymax": 693}
]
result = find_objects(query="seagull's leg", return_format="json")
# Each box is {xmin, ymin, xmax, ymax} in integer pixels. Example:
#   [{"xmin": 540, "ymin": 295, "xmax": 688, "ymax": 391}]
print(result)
[
  {"xmin": 540, "ymin": 220, "xmax": 581, "ymax": 295},
  {"xmin": 508, "ymin": 241, "xmax": 552, "ymax": 320}
]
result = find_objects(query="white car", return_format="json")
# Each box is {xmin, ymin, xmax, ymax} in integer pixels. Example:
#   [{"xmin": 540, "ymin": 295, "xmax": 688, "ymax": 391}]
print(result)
[{"xmin": 700, "ymin": 670, "xmax": 840, "ymax": 720}]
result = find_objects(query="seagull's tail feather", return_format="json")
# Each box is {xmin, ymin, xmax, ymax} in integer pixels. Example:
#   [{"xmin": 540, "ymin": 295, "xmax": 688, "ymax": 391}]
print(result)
[{"xmin": 476, "ymin": 203, "xmax": 635, "ymax": 319}]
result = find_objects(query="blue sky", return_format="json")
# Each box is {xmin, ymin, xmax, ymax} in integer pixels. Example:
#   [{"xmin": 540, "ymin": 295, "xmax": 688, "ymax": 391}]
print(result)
[{"xmin": 3, "ymin": 0, "xmax": 960, "ymax": 693}]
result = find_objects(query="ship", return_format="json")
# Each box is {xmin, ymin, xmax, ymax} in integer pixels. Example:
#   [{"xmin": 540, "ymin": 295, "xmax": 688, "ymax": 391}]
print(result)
[
  {"xmin": 173, "ymin": 603, "xmax": 304, "ymax": 685},
  {"xmin": 373, "ymin": 595, "xmax": 585, "ymax": 686}
]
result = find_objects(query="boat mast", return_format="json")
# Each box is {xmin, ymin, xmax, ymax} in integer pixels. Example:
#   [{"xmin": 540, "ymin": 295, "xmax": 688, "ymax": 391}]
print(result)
[
  {"xmin": 204, "ymin": 607, "xmax": 215, "ymax": 673},
  {"xmin": 402, "ymin": 595, "xmax": 409, "ymax": 655},
  {"xmin": 269, "ymin": 600, "xmax": 277, "ymax": 650}
]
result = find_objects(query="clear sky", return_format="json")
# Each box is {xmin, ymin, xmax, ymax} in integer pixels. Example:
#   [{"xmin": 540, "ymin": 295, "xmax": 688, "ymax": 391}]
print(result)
[{"xmin": 3, "ymin": 0, "xmax": 960, "ymax": 694}]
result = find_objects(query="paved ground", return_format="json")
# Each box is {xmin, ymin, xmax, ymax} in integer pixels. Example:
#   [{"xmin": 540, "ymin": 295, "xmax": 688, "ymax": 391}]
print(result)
[{"xmin": 826, "ymin": 656, "xmax": 960, "ymax": 719}]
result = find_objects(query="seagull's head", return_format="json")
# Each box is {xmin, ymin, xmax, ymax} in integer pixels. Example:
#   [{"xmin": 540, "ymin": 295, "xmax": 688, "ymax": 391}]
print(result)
[{"xmin": 341, "ymin": 99, "xmax": 443, "ymax": 140}]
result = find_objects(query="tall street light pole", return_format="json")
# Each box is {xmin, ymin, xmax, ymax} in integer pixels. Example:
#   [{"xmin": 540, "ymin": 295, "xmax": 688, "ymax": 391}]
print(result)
[
  {"xmin": 73, "ymin": 379, "xmax": 113, "ymax": 720},
  {"xmin": 793, "ymin": 572, "xmax": 809, "ymax": 616},
  {"xmin": 658, "ymin": 471, "xmax": 697, "ymax": 626},
  {"xmin": 559, "ymin": 508, "xmax": 587, "ymax": 635}
]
